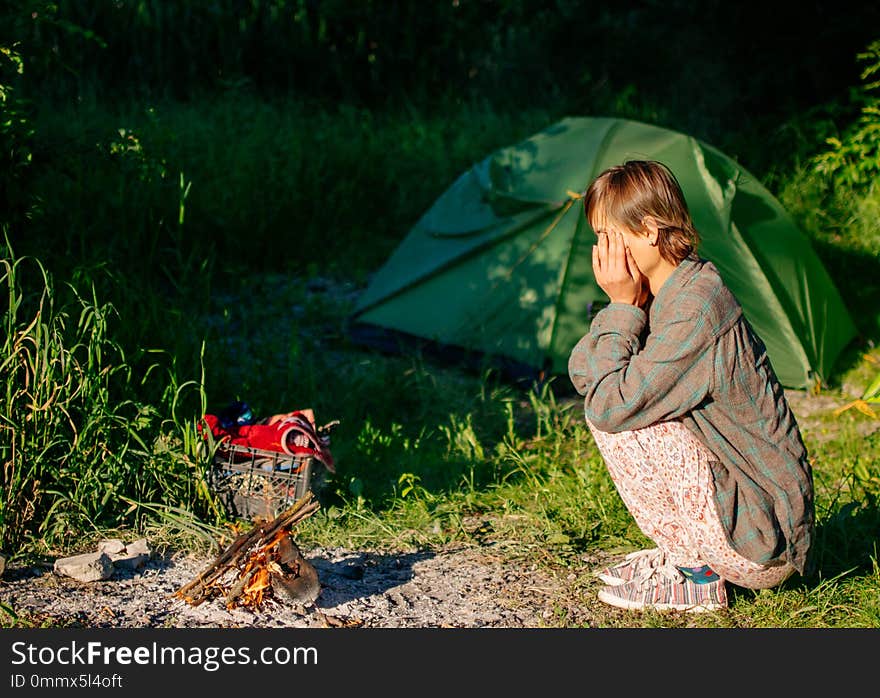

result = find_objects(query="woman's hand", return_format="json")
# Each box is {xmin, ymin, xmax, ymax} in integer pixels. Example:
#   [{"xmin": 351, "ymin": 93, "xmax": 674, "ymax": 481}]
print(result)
[{"xmin": 592, "ymin": 231, "xmax": 644, "ymax": 306}]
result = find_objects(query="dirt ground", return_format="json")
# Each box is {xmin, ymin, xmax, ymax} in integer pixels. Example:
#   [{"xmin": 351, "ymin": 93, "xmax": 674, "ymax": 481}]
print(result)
[
  {"xmin": 0, "ymin": 539, "xmax": 617, "ymax": 629},
  {"xmin": 1, "ymin": 390, "xmax": 876, "ymax": 629}
]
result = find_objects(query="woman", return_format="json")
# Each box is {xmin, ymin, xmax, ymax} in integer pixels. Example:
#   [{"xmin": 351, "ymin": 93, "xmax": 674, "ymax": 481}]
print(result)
[{"xmin": 568, "ymin": 160, "xmax": 814, "ymax": 613}]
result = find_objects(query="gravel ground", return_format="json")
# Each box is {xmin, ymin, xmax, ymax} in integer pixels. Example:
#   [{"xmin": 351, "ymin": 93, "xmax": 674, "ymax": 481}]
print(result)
[{"xmin": 0, "ymin": 542, "xmax": 607, "ymax": 629}]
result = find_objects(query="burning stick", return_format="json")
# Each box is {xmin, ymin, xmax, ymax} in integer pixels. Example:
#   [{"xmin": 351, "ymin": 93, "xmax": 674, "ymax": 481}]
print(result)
[{"xmin": 175, "ymin": 492, "xmax": 321, "ymax": 609}]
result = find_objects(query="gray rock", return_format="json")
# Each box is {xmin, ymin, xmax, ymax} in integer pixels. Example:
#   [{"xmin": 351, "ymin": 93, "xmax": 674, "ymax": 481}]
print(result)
[
  {"xmin": 54, "ymin": 552, "xmax": 114, "ymax": 582},
  {"xmin": 97, "ymin": 539, "xmax": 126, "ymax": 555},
  {"xmin": 110, "ymin": 538, "xmax": 151, "ymax": 570},
  {"xmin": 0, "ymin": 552, "xmax": 6, "ymax": 578},
  {"xmin": 125, "ymin": 538, "xmax": 150, "ymax": 556}
]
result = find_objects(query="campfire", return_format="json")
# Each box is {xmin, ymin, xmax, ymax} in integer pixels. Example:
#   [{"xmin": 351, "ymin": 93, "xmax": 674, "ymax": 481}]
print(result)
[{"xmin": 175, "ymin": 492, "xmax": 321, "ymax": 610}]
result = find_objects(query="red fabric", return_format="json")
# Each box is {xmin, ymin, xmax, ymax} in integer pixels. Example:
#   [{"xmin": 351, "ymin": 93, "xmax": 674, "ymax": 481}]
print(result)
[{"xmin": 199, "ymin": 411, "xmax": 335, "ymax": 473}]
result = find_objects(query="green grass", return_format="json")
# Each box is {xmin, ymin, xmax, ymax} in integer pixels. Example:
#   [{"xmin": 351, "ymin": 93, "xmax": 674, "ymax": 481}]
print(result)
[
  {"xmin": 0, "ymin": 248, "xmax": 222, "ymax": 554},
  {"xmin": 2, "ymin": 86, "xmax": 880, "ymax": 628}
]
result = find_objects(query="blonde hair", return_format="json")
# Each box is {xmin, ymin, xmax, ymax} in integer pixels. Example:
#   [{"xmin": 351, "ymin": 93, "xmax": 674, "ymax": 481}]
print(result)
[{"xmin": 584, "ymin": 160, "xmax": 700, "ymax": 264}]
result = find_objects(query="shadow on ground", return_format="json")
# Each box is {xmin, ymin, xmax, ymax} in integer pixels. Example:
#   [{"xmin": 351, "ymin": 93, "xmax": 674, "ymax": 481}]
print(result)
[{"xmin": 310, "ymin": 550, "xmax": 435, "ymax": 608}]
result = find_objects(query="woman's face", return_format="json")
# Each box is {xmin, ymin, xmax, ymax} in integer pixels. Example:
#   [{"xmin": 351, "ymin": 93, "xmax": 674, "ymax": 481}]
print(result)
[{"xmin": 590, "ymin": 207, "xmax": 658, "ymax": 278}]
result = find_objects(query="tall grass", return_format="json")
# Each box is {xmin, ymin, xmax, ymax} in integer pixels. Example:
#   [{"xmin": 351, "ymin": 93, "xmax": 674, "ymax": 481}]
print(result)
[{"xmin": 0, "ymin": 245, "xmax": 219, "ymax": 552}]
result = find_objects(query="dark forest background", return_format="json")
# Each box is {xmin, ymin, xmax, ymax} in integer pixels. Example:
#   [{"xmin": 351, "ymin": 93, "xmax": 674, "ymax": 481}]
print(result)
[{"xmin": 5, "ymin": 1, "xmax": 880, "ymax": 273}]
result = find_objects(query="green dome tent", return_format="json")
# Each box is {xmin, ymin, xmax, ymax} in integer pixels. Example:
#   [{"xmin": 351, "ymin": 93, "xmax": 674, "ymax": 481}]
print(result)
[{"xmin": 350, "ymin": 116, "xmax": 857, "ymax": 390}]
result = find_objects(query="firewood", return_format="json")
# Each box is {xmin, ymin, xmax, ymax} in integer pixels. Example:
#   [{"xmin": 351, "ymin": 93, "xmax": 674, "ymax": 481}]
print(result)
[{"xmin": 174, "ymin": 492, "xmax": 320, "ymax": 608}]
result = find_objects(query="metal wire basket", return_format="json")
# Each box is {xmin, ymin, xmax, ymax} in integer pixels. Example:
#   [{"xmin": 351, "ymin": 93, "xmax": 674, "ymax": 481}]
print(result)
[{"xmin": 209, "ymin": 443, "xmax": 314, "ymax": 521}]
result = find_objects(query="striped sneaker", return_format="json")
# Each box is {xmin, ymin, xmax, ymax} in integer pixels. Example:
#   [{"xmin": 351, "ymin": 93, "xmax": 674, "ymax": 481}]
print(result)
[
  {"xmin": 595, "ymin": 548, "xmax": 664, "ymax": 586},
  {"xmin": 597, "ymin": 568, "xmax": 728, "ymax": 613}
]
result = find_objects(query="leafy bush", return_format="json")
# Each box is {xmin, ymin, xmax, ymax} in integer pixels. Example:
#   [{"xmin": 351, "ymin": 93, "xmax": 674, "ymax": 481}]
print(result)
[{"xmin": 811, "ymin": 39, "xmax": 880, "ymax": 194}]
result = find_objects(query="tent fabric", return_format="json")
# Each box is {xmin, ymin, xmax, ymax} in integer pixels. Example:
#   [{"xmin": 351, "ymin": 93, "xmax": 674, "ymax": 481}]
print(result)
[{"xmin": 351, "ymin": 117, "xmax": 858, "ymax": 390}]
